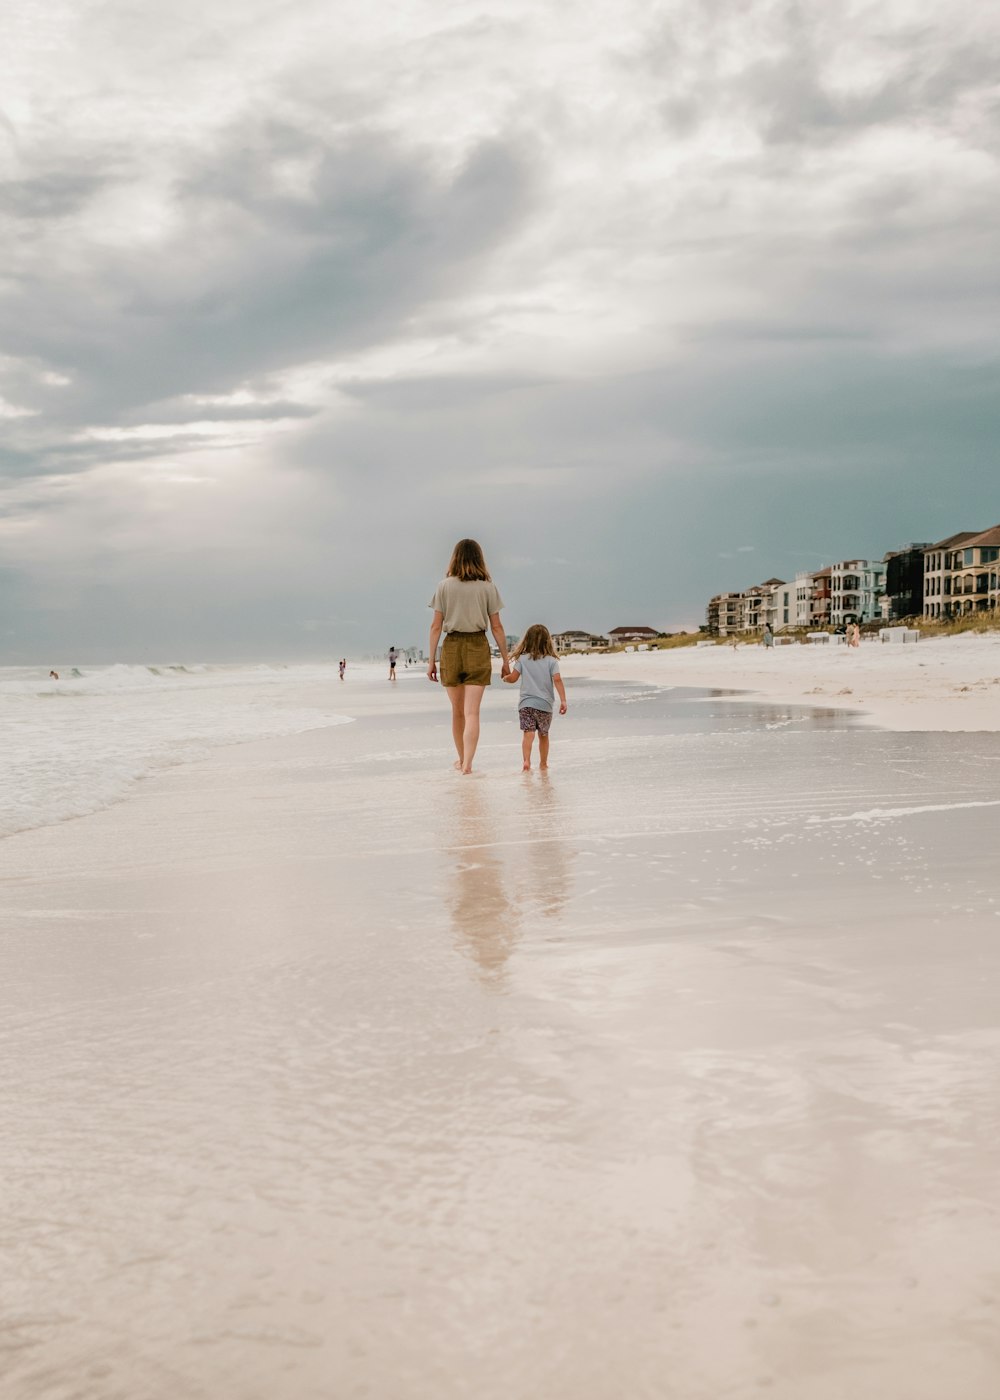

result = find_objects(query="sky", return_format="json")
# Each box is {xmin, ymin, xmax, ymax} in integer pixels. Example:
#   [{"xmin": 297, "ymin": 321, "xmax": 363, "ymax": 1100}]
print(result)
[{"xmin": 2, "ymin": 0, "xmax": 999, "ymax": 661}]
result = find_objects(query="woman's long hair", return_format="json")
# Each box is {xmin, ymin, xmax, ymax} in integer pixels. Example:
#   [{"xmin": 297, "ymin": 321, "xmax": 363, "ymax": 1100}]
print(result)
[
  {"xmin": 446, "ymin": 538, "xmax": 491, "ymax": 582},
  {"xmin": 512, "ymin": 624, "xmax": 557, "ymax": 662}
]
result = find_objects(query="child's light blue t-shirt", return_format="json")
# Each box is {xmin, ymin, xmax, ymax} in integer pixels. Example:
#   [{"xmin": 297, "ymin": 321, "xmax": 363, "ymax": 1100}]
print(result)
[{"xmin": 514, "ymin": 653, "xmax": 560, "ymax": 713}]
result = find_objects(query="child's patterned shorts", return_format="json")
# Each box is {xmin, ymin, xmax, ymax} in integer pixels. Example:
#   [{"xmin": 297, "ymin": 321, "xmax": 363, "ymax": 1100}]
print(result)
[{"xmin": 519, "ymin": 706, "xmax": 552, "ymax": 735}]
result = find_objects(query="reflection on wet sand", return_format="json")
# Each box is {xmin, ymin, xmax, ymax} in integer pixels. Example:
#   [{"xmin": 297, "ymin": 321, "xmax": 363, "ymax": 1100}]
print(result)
[
  {"xmin": 444, "ymin": 775, "xmax": 573, "ymax": 983},
  {"xmin": 522, "ymin": 772, "xmax": 571, "ymax": 923},
  {"xmin": 445, "ymin": 781, "xmax": 521, "ymax": 983}
]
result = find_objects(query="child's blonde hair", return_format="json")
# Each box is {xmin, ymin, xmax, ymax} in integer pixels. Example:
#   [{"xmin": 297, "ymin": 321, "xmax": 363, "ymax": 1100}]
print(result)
[{"xmin": 512, "ymin": 623, "xmax": 557, "ymax": 661}]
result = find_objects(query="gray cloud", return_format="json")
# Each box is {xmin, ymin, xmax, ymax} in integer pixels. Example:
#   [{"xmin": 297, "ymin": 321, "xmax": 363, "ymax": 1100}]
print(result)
[
  {"xmin": 653, "ymin": 1, "xmax": 1000, "ymax": 152},
  {"xmin": 0, "ymin": 121, "xmax": 538, "ymax": 434},
  {"xmin": 0, "ymin": 171, "xmax": 112, "ymax": 220},
  {"xmin": 2, "ymin": 0, "xmax": 999, "ymax": 661}
]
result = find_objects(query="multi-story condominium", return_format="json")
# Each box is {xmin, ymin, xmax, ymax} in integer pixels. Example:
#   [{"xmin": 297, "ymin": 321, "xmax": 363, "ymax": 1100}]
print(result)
[
  {"xmin": 811, "ymin": 567, "xmax": 832, "ymax": 626},
  {"xmin": 772, "ymin": 582, "xmax": 796, "ymax": 631},
  {"xmin": 922, "ymin": 531, "xmax": 979, "ymax": 619},
  {"xmin": 942, "ymin": 525, "xmax": 1000, "ymax": 616},
  {"xmin": 829, "ymin": 560, "xmax": 886, "ymax": 625},
  {"xmin": 793, "ymin": 571, "xmax": 814, "ymax": 628},
  {"xmin": 793, "ymin": 567, "xmax": 831, "ymax": 628},
  {"xmin": 705, "ymin": 596, "xmax": 721, "ymax": 635},
  {"xmin": 883, "ymin": 544, "xmax": 930, "ymax": 620},
  {"xmin": 738, "ymin": 579, "xmax": 784, "ymax": 634},
  {"xmin": 713, "ymin": 593, "xmax": 743, "ymax": 638}
]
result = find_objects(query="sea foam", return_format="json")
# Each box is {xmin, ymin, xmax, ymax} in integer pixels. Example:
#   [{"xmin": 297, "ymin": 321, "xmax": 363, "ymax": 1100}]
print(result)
[{"xmin": 0, "ymin": 662, "xmax": 352, "ymax": 838}]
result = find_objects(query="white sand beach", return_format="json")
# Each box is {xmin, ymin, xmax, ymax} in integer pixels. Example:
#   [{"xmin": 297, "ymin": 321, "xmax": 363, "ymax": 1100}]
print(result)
[
  {"xmin": 3, "ymin": 662, "xmax": 1000, "ymax": 1400},
  {"xmin": 563, "ymin": 632, "xmax": 1000, "ymax": 733}
]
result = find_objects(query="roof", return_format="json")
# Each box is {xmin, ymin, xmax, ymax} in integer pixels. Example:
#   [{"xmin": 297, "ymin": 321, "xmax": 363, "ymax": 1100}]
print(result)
[
  {"xmin": 759, "ymin": 577, "xmax": 785, "ymax": 587},
  {"xmin": 926, "ymin": 530, "xmax": 980, "ymax": 551},
  {"xmin": 964, "ymin": 523, "xmax": 1000, "ymax": 550},
  {"xmin": 608, "ymin": 625, "xmax": 659, "ymax": 635}
]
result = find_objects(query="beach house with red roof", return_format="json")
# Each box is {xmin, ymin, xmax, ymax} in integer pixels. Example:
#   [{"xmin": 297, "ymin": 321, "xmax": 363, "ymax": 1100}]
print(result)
[{"xmin": 608, "ymin": 626, "xmax": 660, "ymax": 644}]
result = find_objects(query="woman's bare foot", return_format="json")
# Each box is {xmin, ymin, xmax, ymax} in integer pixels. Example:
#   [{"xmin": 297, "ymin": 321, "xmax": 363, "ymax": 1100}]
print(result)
[
  {"xmin": 453, "ymin": 759, "xmax": 463, "ymax": 771},
  {"xmin": 461, "ymin": 764, "xmax": 474, "ymax": 775},
  {"xmin": 539, "ymin": 762, "xmax": 548, "ymax": 770},
  {"xmin": 522, "ymin": 761, "xmax": 531, "ymax": 771}
]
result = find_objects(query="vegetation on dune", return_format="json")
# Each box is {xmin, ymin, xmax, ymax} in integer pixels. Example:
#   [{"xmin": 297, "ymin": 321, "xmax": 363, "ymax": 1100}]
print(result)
[{"xmin": 573, "ymin": 614, "xmax": 1000, "ymax": 655}]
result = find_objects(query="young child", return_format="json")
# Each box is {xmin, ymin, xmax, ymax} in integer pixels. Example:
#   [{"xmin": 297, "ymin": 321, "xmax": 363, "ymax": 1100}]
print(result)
[{"xmin": 503, "ymin": 623, "xmax": 568, "ymax": 770}]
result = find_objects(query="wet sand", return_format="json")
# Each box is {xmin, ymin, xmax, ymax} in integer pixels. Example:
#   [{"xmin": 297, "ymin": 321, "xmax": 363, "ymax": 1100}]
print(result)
[
  {"xmin": 572, "ymin": 632, "xmax": 1000, "ymax": 731},
  {"xmin": 3, "ymin": 672, "xmax": 1000, "ymax": 1399}
]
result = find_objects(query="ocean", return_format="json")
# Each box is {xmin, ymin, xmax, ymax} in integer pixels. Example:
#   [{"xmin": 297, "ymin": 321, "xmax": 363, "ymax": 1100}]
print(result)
[{"xmin": 0, "ymin": 662, "xmax": 353, "ymax": 839}]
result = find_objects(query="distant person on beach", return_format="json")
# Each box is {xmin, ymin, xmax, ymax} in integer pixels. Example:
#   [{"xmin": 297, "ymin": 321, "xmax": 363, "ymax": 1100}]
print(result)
[
  {"xmin": 388, "ymin": 646, "xmax": 399, "ymax": 680},
  {"xmin": 848, "ymin": 622, "xmax": 861, "ymax": 648},
  {"xmin": 762, "ymin": 623, "xmax": 773, "ymax": 648},
  {"xmin": 339, "ymin": 658, "xmax": 346, "ymax": 680},
  {"xmin": 428, "ymin": 538, "xmax": 510, "ymax": 774},
  {"xmin": 503, "ymin": 624, "xmax": 567, "ymax": 771},
  {"xmin": 49, "ymin": 670, "xmax": 59, "ymax": 680}
]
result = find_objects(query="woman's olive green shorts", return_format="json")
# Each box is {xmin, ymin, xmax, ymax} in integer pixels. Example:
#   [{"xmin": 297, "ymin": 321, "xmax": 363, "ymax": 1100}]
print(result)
[{"xmin": 441, "ymin": 631, "xmax": 492, "ymax": 687}]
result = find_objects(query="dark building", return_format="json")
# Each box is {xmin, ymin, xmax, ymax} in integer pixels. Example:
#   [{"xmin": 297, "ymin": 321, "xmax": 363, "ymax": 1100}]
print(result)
[{"xmin": 883, "ymin": 544, "xmax": 929, "ymax": 620}]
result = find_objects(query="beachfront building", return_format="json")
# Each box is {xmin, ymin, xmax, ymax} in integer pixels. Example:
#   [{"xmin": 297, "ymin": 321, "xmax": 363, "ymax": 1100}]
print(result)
[
  {"xmin": 705, "ymin": 596, "xmax": 721, "ymax": 636},
  {"xmin": 883, "ymin": 545, "xmax": 930, "ymax": 620},
  {"xmin": 923, "ymin": 531, "xmax": 981, "ymax": 618},
  {"xmin": 552, "ymin": 630, "xmax": 609, "ymax": 653},
  {"xmin": 772, "ymin": 581, "xmax": 796, "ymax": 631},
  {"xmin": 829, "ymin": 560, "xmax": 886, "ymax": 626},
  {"xmin": 712, "ymin": 594, "xmax": 743, "ymax": 638},
  {"xmin": 943, "ymin": 525, "xmax": 1000, "ymax": 616},
  {"xmin": 608, "ymin": 626, "xmax": 660, "ymax": 645},
  {"xmin": 739, "ymin": 579, "xmax": 785, "ymax": 635},
  {"xmin": 793, "ymin": 567, "xmax": 831, "ymax": 629}
]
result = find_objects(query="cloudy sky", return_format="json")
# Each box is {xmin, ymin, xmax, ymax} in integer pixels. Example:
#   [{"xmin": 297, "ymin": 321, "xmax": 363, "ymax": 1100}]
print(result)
[{"xmin": 2, "ymin": 0, "xmax": 999, "ymax": 660}]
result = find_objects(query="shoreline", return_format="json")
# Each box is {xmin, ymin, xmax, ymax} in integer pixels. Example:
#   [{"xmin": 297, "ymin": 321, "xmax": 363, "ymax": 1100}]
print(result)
[{"xmin": 560, "ymin": 632, "xmax": 1000, "ymax": 732}]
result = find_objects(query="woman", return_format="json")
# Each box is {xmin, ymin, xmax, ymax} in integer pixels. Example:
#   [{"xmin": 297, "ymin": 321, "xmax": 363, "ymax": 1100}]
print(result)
[{"xmin": 428, "ymin": 539, "xmax": 510, "ymax": 774}]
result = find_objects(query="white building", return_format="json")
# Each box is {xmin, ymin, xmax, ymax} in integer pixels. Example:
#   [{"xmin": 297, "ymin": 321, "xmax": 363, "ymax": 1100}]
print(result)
[
  {"xmin": 829, "ymin": 560, "xmax": 886, "ymax": 625},
  {"xmin": 791, "ymin": 567, "xmax": 832, "ymax": 628},
  {"xmin": 772, "ymin": 582, "xmax": 796, "ymax": 631},
  {"xmin": 552, "ymin": 630, "xmax": 609, "ymax": 653}
]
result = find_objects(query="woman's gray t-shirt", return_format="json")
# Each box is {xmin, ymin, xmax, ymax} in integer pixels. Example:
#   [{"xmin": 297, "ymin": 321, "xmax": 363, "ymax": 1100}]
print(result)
[
  {"xmin": 514, "ymin": 653, "xmax": 560, "ymax": 713},
  {"xmin": 429, "ymin": 578, "xmax": 504, "ymax": 633}
]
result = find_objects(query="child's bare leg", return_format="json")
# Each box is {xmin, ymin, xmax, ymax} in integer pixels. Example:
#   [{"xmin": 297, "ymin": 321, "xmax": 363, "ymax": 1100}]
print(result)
[
  {"xmin": 538, "ymin": 733, "xmax": 550, "ymax": 769},
  {"xmin": 447, "ymin": 684, "xmax": 466, "ymax": 768},
  {"xmin": 522, "ymin": 731, "xmax": 534, "ymax": 770},
  {"xmin": 461, "ymin": 685, "xmax": 485, "ymax": 773}
]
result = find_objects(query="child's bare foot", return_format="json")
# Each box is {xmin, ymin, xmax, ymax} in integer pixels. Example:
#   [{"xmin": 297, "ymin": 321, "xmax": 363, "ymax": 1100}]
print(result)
[
  {"xmin": 453, "ymin": 759, "xmax": 463, "ymax": 771},
  {"xmin": 461, "ymin": 764, "xmax": 474, "ymax": 775},
  {"xmin": 522, "ymin": 761, "xmax": 531, "ymax": 771}
]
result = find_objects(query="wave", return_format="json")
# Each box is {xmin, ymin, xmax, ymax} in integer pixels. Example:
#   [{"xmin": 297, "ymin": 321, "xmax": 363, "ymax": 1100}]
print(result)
[
  {"xmin": 0, "ymin": 661, "xmax": 340, "ymax": 698},
  {"xmin": 1, "ymin": 664, "xmax": 356, "ymax": 839}
]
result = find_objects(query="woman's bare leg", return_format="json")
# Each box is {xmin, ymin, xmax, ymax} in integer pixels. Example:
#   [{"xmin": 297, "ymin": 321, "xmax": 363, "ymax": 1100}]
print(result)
[
  {"xmin": 461, "ymin": 685, "xmax": 486, "ymax": 773},
  {"xmin": 446, "ymin": 685, "xmax": 466, "ymax": 768}
]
